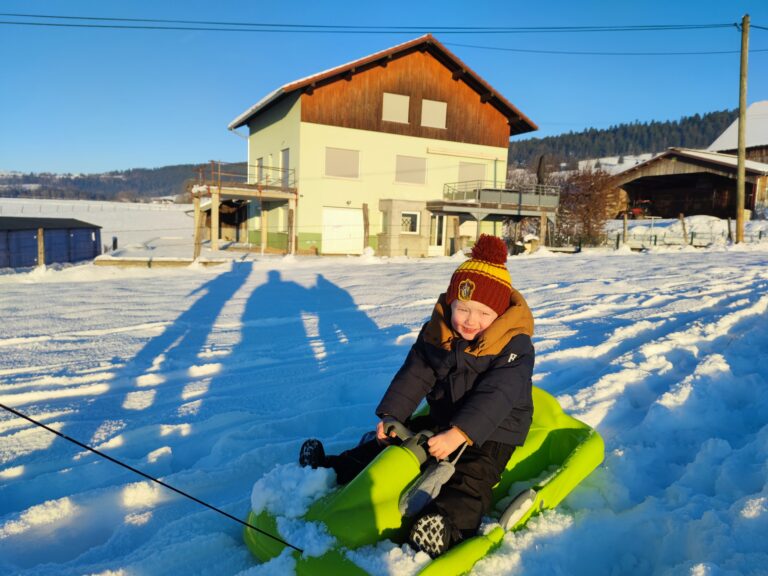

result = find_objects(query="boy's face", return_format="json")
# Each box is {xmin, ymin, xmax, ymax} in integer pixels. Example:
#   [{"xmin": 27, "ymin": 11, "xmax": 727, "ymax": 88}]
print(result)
[{"xmin": 450, "ymin": 299, "xmax": 499, "ymax": 341}]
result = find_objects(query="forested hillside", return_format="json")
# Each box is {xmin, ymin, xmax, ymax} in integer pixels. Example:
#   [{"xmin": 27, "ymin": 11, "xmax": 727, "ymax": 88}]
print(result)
[
  {"xmin": 0, "ymin": 163, "xmax": 244, "ymax": 202},
  {"xmin": 508, "ymin": 108, "xmax": 737, "ymax": 169}
]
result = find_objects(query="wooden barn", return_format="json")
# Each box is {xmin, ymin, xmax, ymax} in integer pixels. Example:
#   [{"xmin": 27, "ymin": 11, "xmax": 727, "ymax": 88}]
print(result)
[
  {"xmin": 196, "ymin": 34, "xmax": 559, "ymax": 256},
  {"xmin": 0, "ymin": 217, "xmax": 102, "ymax": 268},
  {"xmin": 611, "ymin": 148, "xmax": 768, "ymax": 219},
  {"xmin": 612, "ymin": 102, "xmax": 768, "ymax": 220}
]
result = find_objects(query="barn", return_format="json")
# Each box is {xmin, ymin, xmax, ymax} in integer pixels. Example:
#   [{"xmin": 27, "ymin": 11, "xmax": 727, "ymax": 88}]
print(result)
[{"xmin": 0, "ymin": 217, "xmax": 102, "ymax": 268}]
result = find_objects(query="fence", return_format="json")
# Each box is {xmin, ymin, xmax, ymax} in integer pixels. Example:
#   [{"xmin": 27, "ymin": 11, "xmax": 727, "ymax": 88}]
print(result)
[{"xmin": 611, "ymin": 229, "xmax": 768, "ymax": 250}]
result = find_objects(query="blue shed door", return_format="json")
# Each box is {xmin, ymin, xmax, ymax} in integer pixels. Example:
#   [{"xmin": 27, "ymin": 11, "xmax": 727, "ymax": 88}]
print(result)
[
  {"xmin": 44, "ymin": 229, "xmax": 69, "ymax": 264},
  {"xmin": 70, "ymin": 228, "xmax": 98, "ymax": 262},
  {"xmin": 0, "ymin": 231, "xmax": 9, "ymax": 268},
  {"xmin": 9, "ymin": 230, "xmax": 38, "ymax": 267}
]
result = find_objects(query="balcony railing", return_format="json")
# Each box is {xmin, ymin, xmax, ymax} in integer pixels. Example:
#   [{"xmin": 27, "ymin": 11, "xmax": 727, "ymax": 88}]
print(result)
[
  {"xmin": 443, "ymin": 180, "xmax": 560, "ymax": 209},
  {"xmin": 194, "ymin": 161, "xmax": 296, "ymax": 190}
]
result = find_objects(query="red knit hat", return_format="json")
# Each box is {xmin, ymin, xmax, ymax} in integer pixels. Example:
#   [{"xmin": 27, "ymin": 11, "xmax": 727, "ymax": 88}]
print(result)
[{"xmin": 446, "ymin": 234, "xmax": 512, "ymax": 316}]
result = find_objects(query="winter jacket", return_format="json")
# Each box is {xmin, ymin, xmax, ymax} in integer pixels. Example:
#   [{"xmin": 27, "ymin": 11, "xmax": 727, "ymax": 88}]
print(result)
[{"xmin": 376, "ymin": 290, "xmax": 535, "ymax": 447}]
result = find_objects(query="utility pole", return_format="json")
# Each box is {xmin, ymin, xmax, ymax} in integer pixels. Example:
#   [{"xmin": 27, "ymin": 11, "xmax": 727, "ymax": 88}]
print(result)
[{"xmin": 736, "ymin": 14, "xmax": 749, "ymax": 243}]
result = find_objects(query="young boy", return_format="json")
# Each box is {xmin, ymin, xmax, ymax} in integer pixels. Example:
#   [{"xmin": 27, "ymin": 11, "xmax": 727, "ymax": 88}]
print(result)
[{"xmin": 300, "ymin": 234, "xmax": 535, "ymax": 557}]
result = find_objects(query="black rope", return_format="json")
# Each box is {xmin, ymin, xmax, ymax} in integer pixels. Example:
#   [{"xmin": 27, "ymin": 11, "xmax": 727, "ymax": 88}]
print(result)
[{"xmin": 0, "ymin": 402, "xmax": 303, "ymax": 554}]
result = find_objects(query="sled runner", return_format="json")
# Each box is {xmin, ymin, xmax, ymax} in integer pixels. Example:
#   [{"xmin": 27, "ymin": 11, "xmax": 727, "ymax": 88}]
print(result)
[{"xmin": 243, "ymin": 386, "xmax": 604, "ymax": 575}]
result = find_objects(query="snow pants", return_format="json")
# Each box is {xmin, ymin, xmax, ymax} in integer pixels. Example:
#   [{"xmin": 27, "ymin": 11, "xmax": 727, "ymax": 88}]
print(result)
[{"xmin": 322, "ymin": 417, "xmax": 514, "ymax": 544}]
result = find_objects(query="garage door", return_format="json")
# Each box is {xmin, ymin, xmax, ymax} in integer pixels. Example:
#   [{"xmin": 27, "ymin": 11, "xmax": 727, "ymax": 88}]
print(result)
[{"xmin": 322, "ymin": 207, "xmax": 364, "ymax": 255}]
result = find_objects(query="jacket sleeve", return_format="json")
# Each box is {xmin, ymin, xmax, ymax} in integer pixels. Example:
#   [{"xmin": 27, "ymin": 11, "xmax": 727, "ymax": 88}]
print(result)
[
  {"xmin": 375, "ymin": 328, "xmax": 436, "ymax": 422},
  {"xmin": 450, "ymin": 334, "xmax": 534, "ymax": 446}
]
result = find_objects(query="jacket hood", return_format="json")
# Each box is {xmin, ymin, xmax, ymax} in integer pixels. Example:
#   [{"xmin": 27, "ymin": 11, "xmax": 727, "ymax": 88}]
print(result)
[{"xmin": 423, "ymin": 290, "xmax": 534, "ymax": 356}]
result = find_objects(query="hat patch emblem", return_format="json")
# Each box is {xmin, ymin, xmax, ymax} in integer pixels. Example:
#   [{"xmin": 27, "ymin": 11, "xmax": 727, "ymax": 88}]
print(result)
[{"xmin": 458, "ymin": 279, "xmax": 475, "ymax": 301}]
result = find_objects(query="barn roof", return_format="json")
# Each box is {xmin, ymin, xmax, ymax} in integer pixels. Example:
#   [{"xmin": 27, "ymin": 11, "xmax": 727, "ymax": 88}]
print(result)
[
  {"xmin": 708, "ymin": 100, "xmax": 768, "ymax": 151},
  {"xmin": 229, "ymin": 34, "xmax": 536, "ymax": 135},
  {"xmin": 0, "ymin": 217, "xmax": 101, "ymax": 231},
  {"xmin": 618, "ymin": 147, "xmax": 768, "ymax": 177}
]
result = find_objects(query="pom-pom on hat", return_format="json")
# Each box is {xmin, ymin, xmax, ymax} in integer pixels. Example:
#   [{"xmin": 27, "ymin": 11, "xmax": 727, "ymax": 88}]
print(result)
[{"xmin": 446, "ymin": 234, "xmax": 512, "ymax": 317}]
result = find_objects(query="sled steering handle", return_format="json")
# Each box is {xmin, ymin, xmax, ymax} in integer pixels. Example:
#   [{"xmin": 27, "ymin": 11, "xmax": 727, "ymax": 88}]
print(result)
[{"xmin": 382, "ymin": 416, "xmax": 414, "ymax": 441}]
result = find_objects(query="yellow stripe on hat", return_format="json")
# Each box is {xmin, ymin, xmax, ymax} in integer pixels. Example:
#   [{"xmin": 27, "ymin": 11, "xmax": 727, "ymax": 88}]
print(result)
[{"xmin": 455, "ymin": 260, "xmax": 512, "ymax": 288}]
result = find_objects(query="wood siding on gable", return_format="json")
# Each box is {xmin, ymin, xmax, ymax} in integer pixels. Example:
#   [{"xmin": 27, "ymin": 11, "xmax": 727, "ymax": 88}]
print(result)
[{"xmin": 300, "ymin": 51, "xmax": 510, "ymax": 148}]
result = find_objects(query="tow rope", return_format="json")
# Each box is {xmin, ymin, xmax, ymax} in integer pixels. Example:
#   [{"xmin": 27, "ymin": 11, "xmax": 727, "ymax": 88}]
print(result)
[{"xmin": 0, "ymin": 402, "xmax": 304, "ymax": 554}]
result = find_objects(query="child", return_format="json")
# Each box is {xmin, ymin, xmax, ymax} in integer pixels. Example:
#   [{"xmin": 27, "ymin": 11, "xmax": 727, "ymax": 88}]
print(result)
[{"xmin": 300, "ymin": 234, "xmax": 535, "ymax": 557}]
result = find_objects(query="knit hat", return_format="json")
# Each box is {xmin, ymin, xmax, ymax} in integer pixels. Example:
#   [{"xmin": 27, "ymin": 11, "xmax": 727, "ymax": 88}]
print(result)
[{"xmin": 446, "ymin": 234, "xmax": 512, "ymax": 316}]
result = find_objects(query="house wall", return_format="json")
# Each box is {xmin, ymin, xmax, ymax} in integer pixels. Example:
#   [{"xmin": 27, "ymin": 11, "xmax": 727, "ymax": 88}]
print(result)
[
  {"xmin": 300, "ymin": 50, "xmax": 511, "ymax": 148},
  {"xmin": 298, "ymin": 121, "xmax": 507, "ymax": 254},
  {"xmin": 246, "ymin": 94, "xmax": 301, "ymax": 247}
]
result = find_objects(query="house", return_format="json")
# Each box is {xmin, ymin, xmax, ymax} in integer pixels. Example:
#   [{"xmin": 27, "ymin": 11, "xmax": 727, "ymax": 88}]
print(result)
[
  {"xmin": 708, "ymin": 100, "xmax": 768, "ymax": 163},
  {"xmin": 612, "ymin": 102, "xmax": 768, "ymax": 220},
  {"xmin": 0, "ymin": 217, "xmax": 102, "ymax": 268},
  {"xmin": 195, "ymin": 34, "xmax": 559, "ymax": 256}
]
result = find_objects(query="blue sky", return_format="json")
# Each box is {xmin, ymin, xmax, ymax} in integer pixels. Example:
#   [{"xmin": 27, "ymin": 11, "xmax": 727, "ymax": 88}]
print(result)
[{"xmin": 1, "ymin": 0, "xmax": 767, "ymax": 174}]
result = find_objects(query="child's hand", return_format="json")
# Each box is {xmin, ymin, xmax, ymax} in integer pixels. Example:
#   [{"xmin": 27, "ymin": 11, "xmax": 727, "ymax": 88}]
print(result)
[
  {"xmin": 376, "ymin": 420, "xmax": 398, "ymax": 444},
  {"xmin": 427, "ymin": 427, "xmax": 466, "ymax": 460}
]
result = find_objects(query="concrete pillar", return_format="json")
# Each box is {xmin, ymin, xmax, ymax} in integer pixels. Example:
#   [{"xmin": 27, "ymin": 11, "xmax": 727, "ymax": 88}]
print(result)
[
  {"xmin": 211, "ymin": 187, "xmax": 220, "ymax": 251},
  {"xmin": 192, "ymin": 194, "xmax": 201, "ymax": 260}
]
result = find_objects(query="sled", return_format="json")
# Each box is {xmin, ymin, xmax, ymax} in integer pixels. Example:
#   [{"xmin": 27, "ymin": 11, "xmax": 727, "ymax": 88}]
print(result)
[{"xmin": 243, "ymin": 386, "xmax": 604, "ymax": 575}]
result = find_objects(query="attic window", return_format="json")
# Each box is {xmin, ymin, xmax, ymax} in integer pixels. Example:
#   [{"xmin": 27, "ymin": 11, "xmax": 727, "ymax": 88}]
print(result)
[
  {"xmin": 421, "ymin": 99, "xmax": 447, "ymax": 129},
  {"xmin": 382, "ymin": 92, "xmax": 409, "ymax": 124}
]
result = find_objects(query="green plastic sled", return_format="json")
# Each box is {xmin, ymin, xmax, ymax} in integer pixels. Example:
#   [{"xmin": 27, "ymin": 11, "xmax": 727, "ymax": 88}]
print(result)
[{"xmin": 244, "ymin": 386, "xmax": 604, "ymax": 575}]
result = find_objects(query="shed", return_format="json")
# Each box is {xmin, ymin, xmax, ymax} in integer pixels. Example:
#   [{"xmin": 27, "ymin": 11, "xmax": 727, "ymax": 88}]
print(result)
[{"xmin": 0, "ymin": 217, "xmax": 102, "ymax": 268}]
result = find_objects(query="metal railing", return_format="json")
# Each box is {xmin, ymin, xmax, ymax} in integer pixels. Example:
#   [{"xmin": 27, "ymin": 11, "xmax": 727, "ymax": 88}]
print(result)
[
  {"xmin": 195, "ymin": 161, "xmax": 296, "ymax": 190},
  {"xmin": 443, "ymin": 180, "xmax": 560, "ymax": 208}
]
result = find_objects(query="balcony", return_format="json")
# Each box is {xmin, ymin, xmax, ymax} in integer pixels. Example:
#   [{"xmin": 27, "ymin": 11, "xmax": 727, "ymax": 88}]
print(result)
[{"xmin": 443, "ymin": 180, "xmax": 559, "ymax": 208}]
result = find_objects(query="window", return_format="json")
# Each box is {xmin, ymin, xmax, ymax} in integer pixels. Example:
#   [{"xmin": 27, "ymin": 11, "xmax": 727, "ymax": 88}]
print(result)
[
  {"xmin": 382, "ymin": 92, "xmax": 409, "ymax": 124},
  {"xmin": 395, "ymin": 155, "xmax": 427, "ymax": 185},
  {"xmin": 256, "ymin": 157, "xmax": 264, "ymax": 184},
  {"xmin": 401, "ymin": 211, "xmax": 420, "ymax": 234},
  {"xmin": 280, "ymin": 148, "xmax": 290, "ymax": 188},
  {"xmin": 458, "ymin": 161, "xmax": 486, "ymax": 184},
  {"xmin": 421, "ymin": 99, "xmax": 447, "ymax": 129},
  {"xmin": 325, "ymin": 147, "xmax": 360, "ymax": 178}
]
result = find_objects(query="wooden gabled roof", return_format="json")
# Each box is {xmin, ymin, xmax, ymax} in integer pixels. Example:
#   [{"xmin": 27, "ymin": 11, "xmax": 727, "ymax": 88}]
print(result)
[
  {"xmin": 611, "ymin": 147, "xmax": 768, "ymax": 187},
  {"xmin": 229, "ymin": 34, "xmax": 537, "ymax": 135}
]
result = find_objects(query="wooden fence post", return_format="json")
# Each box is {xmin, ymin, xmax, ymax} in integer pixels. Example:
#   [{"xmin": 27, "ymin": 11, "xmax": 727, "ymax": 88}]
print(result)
[
  {"xmin": 679, "ymin": 214, "xmax": 689, "ymax": 245},
  {"xmin": 37, "ymin": 227, "xmax": 45, "ymax": 268}
]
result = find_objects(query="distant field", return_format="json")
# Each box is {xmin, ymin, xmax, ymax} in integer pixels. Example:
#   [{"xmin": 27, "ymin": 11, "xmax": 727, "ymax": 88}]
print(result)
[{"xmin": 0, "ymin": 198, "xmax": 194, "ymax": 248}]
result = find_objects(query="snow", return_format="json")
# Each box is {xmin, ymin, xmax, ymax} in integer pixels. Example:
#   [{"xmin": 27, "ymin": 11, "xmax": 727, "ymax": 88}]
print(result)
[
  {"xmin": 0, "ymin": 197, "xmax": 193, "ymax": 249},
  {"xmin": 2, "ymin": 201, "xmax": 768, "ymax": 575}
]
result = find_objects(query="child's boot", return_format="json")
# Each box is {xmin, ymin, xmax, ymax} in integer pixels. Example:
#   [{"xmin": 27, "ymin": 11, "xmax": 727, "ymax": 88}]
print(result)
[
  {"xmin": 299, "ymin": 439, "xmax": 325, "ymax": 468},
  {"xmin": 409, "ymin": 512, "xmax": 451, "ymax": 557}
]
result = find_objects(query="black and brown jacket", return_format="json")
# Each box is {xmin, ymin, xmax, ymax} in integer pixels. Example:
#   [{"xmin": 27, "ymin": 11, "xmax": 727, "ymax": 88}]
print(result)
[{"xmin": 376, "ymin": 289, "xmax": 535, "ymax": 447}]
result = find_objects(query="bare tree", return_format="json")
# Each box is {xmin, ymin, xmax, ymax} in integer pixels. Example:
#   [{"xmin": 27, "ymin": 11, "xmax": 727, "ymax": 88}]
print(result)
[{"xmin": 555, "ymin": 168, "xmax": 615, "ymax": 246}]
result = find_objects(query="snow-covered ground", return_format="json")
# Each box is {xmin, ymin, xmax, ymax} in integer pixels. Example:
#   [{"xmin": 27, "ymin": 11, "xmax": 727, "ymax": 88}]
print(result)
[
  {"xmin": 2, "ymin": 239, "xmax": 768, "ymax": 576},
  {"xmin": 2, "ymin": 199, "xmax": 768, "ymax": 575}
]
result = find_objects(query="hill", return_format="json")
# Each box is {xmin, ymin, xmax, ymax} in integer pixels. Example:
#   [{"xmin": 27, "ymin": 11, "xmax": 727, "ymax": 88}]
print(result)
[
  {"xmin": 0, "ymin": 163, "xmax": 244, "ymax": 203},
  {"xmin": 508, "ymin": 108, "xmax": 738, "ymax": 170},
  {"xmin": 0, "ymin": 109, "xmax": 739, "ymax": 200}
]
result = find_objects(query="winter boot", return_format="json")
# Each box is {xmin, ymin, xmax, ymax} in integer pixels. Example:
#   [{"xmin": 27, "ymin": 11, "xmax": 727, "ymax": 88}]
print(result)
[
  {"xmin": 409, "ymin": 512, "xmax": 451, "ymax": 558},
  {"xmin": 299, "ymin": 439, "xmax": 325, "ymax": 469}
]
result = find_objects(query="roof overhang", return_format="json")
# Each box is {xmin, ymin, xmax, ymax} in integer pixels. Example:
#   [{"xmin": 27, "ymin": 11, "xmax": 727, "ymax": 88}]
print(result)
[
  {"xmin": 611, "ymin": 147, "xmax": 768, "ymax": 188},
  {"xmin": 228, "ymin": 34, "xmax": 537, "ymax": 135}
]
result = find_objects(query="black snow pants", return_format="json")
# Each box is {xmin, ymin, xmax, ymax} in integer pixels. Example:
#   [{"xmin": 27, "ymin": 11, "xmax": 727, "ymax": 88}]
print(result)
[{"xmin": 321, "ymin": 418, "xmax": 514, "ymax": 544}]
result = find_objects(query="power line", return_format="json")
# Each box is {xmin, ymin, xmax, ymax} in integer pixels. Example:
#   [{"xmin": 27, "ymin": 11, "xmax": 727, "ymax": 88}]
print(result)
[
  {"xmin": 0, "ymin": 13, "xmax": 740, "ymax": 34},
  {"xmin": 445, "ymin": 41, "xmax": 768, "ymax": 56}
]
